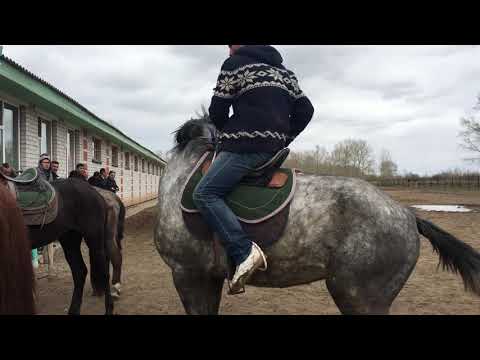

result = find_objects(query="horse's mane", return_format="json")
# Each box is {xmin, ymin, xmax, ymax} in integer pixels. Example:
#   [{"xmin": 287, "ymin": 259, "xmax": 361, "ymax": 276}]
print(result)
[
  {"xmin": 0, "ymin": 185, "xmax": 36, "ymax": 314},
  {"xmin": 171, "ymin": 114, "xmax": 215, "ymax": 155}
]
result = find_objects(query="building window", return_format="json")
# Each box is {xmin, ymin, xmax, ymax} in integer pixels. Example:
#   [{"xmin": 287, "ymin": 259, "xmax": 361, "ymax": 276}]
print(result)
[
  {"xmin": 0, "ymin": 102, "xmax": 19, "ymax": 170},
  {"xmin": 112, "ymin": 145, "xmax": 119, "ymax": 167},
  {"xmin": 38, "ymin": 118, "xmax": 51, "ymax": 157},
  {"xmin": 125, "ymin": 152, "xmax": 130, "ymax": 170},
  {"xmin": 142, "ymin": 159, "xmax": 145, "ymax": 173},
  {"xmin": 92, "ymin": 137, "xmax": 102, "ymax": 163},
  {"xmin": 134, "ymin": 155, "xmax": 138, "ymax": 172},
  {"xmin": 66, "ymin": 130, "xmax": 76, "ymax": 172}
]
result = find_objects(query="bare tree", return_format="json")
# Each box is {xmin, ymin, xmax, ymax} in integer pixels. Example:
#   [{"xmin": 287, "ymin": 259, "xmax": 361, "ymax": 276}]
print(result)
[
  {"xmin": 331, "ymin": 139, "xmax": 375, "ymax": 177},
  {"xmin": 379, "ymin": 149, "xmax": 398, "ymax": 178},
  {"xmin": 459, "ymin": 94, "xmax": 480, "ymax": 162}
]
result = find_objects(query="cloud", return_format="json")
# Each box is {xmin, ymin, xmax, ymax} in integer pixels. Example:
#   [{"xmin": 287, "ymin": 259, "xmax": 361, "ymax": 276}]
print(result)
[{"xmin": 3, "ymin": 44, "xmax": 480, "ymax": 175}]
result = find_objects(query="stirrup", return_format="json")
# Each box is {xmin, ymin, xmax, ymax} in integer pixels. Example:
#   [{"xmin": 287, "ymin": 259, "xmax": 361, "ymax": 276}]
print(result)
[
  {"xmin": 227, "ymin": 280, "xmax": 246, "ymax": 295},
  {"xmin": 252, "ymin": 242, "xmax": 268, "ymax": 272}
]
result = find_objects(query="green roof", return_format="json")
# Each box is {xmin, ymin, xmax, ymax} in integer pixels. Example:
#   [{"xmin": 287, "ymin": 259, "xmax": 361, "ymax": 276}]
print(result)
[{"xmin": 0, "ymin": 54, "xmax": 166, "ymax": 165}]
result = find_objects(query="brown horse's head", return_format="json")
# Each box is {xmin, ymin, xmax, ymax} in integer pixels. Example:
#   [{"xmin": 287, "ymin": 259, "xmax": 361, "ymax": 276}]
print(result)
[{"xmin": 0, "ymin": 183, "xmax": 36, "ymax": 314}]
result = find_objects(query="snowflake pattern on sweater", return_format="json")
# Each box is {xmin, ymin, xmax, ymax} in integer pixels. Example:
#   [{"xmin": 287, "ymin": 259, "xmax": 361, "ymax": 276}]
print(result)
[{"xmin": 213, "ymin": 63, "xmax": 305, "ymax": 100}]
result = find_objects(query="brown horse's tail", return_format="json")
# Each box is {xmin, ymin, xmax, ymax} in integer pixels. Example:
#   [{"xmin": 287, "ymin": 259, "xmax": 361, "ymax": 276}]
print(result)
[
  {"xmin": 0, "ymin": 186, "xmax": 36, "ymax": 315},
  {"xmin": 416, "ymin": 216, "xmax": 480, "ymax": 295},
  {"xmin": 116, "ymin": 199, "xmax": 126, "ymax": 250}
]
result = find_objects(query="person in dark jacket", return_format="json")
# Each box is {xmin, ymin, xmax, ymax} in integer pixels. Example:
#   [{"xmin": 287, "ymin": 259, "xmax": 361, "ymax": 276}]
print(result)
[
  {"xmin": 193, "ymin": 45, "xmax": 314, "ymax": 294},
  {"xmin": 68, "ymin": 163, "xmax": 88, "ymax": 181},
  {"xmin": 88, "ymin": 171, "xmax": 102, "ymax": 186},
  {"xmin": 104, "ymin": 171, "xmax": 119, "ymax": 193},
  {"xmin": 98, "ymin": 168, "xmax": 108, "ymax": 188},
  {"xmin": 50, "ymin": 160, "xmax": 60, "ymax": 180}
]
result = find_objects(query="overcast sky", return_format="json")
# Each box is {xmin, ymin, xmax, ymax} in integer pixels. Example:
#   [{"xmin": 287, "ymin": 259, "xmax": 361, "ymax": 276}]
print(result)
[{"xmin": 2, "ymin": 45, "xmax": 479, "ymax": 175}]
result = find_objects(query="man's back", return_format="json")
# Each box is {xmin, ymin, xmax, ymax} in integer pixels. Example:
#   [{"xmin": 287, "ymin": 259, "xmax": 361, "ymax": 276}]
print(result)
[{"xmin": 209, "ymin": 45, "xmax": 314, "ymax": 155}]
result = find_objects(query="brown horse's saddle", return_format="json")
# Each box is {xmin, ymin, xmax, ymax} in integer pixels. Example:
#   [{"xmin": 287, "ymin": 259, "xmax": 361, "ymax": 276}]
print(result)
[{"xmin": 1, "ymin": 168, "xmax": 58, "ymax": 226}]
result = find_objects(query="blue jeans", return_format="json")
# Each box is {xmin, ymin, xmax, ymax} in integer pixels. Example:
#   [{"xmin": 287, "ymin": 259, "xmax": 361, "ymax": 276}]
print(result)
[{"xmin": 193, "ymin": 151, "xmax": 273, "ymax": 266}]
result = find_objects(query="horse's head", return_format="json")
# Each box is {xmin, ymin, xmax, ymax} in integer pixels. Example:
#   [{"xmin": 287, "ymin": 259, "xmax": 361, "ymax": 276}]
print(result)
[{"xmin": 173, "ymin": 114, "xmax": 218, "ymax": 155}]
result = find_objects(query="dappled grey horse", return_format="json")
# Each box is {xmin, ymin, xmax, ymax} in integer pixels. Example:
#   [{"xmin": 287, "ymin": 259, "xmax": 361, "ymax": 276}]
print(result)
[{"xmin": 154, "ymin": 117, "xmax": 480, "ymax": 315}]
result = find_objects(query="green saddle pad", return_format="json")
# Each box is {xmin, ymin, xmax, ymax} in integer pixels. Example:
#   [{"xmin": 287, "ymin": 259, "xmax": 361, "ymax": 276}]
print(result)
[
  {"xmin": 14, "ymin": 167, "xmax": 39, "ymax": 183},
  {"xmin": 181, "ymin": 152, "xmax": 296, "ymax": 224},
  {"xmin": 14, "ymin": 168, "xmax": 55, "ymax": 211}
]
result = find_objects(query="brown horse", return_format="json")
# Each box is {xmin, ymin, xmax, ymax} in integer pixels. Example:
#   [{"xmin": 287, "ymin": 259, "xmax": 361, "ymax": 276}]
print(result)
[
  {"xmin": 0, "ymin": 184, "xmax": 36, "ymax": 315},
  {"xmin": 0, "ymin": 168, "xmax": 113, "ymax": 315}
]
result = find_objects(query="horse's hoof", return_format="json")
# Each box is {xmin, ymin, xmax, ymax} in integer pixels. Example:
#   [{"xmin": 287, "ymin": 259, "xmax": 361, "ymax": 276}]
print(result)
[{"xmin": 110, "ymin": 283, "xmax": 121, "ymax": 300}]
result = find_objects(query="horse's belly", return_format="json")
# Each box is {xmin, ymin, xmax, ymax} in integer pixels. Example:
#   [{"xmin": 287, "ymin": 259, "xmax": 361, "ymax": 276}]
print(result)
[{"xmin": 246, "ymin": 260, "xmax": 329, "ymax": 288}]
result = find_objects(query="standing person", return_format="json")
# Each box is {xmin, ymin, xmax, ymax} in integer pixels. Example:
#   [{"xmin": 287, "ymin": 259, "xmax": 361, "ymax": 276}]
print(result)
[
  {"xmin": 37, "ymin": 156, "xmax": 59, "ymax": 275},
  {"xmin": 193, "ymin": 45, "xmax": 314, "ymax": 294},
  {"xmin": 69, "ymin": 163, "xmax": 88, "ymax": 181},
  {"xmin": 50, "ymin": 160, "xmax": 60, "ymax": 180},
  {"xmin": 105, "ymin": 171, "xmax": 119, "ymax": 193},
  {"xmin": 37, "ymin": 153, "xmax": 53, "ymax": 182},
  {"xmin": 99, "ymin": 168, "xmax": 108, "ymax": 188},
  {"xmin": 46, "ymin": 160, "xmax": 60, "ymax": 276},
  {"xmin": 88, "ymin": 171, "xmax": 102, "ymax": 187},
  {"xmin": 78, "ymin": 163, "xmax": 89, "ymax": 181}
]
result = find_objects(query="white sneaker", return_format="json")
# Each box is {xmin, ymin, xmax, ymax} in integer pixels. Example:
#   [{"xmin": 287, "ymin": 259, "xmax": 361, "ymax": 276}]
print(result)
[{"xmin": 228, "ymin": 243, "xmax": 267, "ymax": 295}]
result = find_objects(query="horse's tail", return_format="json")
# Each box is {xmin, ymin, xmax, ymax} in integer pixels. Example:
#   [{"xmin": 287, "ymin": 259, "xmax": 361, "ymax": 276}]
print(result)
[
  {"xmin": 116, "ymin": 198, "xmax": 126, "ymax": 250},
  {"xmin": 416, "ymin": 216, "xmax": 480, "ymax": 295},
  {"xmin": 89, "ymin": 192, "xmax": 112, "ymax": 296}
]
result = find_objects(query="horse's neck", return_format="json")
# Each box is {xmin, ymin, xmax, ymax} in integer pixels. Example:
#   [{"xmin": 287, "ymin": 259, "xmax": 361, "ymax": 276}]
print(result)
[{"xmin": 161, "ymin": 150, "xmax": 205, "ymax": 197}]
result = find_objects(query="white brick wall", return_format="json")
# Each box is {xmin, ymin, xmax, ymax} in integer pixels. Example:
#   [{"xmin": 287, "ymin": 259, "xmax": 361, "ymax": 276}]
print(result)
[
  {"xmin": 25, "ymin": 106, "xmax": 41, "ymax": 168},
  {"xmin": 1, "ymin": 92, "xmax": 163, "ymax": 207}
]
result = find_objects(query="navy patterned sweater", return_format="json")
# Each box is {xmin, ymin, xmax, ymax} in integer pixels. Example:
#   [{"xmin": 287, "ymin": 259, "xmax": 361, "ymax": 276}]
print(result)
[{"xmin": 209, "ymin": 45, "xmax": 314, "ymax": 154}]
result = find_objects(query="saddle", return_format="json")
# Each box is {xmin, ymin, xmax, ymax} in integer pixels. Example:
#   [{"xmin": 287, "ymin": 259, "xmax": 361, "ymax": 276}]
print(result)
[
  {"xmin": 201, "ymin": 148, "xmax": 291, "ymax": 188},
  {"xmin": 181, "ymin": 149, "xmax": 297, "ymax": 251},
  {"xmin": 0, "ymin": 168, "xmax": 58, "ymax": 226}
]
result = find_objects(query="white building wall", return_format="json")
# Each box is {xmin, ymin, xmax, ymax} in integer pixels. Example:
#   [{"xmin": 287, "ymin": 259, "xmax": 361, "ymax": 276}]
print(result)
[{"xmin": 1, "ymin": 92, "xmax": 163, "ymax": 207}]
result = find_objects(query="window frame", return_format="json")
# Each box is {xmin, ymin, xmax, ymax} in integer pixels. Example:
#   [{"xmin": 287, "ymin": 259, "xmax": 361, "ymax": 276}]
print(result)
[
  {"xmin": 92, "ymin": 137, "xmax": 102, "ymax": 164},
  {"xmin": 66, "ymin": 129, "xmax": 76, "ymax": 173},
  {"xmin": 0, "ymin": 101, "xmax": 20, "ymax": 169},
  {"xmin": 38, "ymin": 117, "xmax": 52, "ymax": 157},
  {"xmin": 111, "ymin": 145, "xmax": 119, "ymax": 168},
  {"xmin": 125, "ymin": 152, "xmax": 130, "ymax": 170}
]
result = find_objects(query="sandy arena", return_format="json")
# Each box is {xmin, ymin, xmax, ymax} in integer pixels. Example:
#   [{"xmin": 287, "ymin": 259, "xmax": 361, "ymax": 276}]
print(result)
[{"xmin": 35, "ymin": 188, "xmax": 480, "ymax": 315}]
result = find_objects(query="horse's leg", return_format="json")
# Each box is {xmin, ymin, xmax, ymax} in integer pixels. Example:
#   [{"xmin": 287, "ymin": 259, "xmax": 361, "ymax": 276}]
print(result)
[
  {"xmin": 110, "ymin": 247, "xmax": 123, "ymax": 299},
  {"xmin": 172, "ymin": 270, "xmax": 224, "ymax": 315},
  {"xmin": 107, "ymin": 213, "xmax": 122, "ymax": 298},
  {"xmin": 46, "ymin": 242, "xmax": 55, "ymax": 276},
  {"xmin": 326, "ymin": 235, "xmax": 418, "ymax": 315},
  {"xmin": 59, "ymin": 231, "xmax": 86, "ymax": 315},
  {"xmin": 89, "ymin": 247, "xmax": 103, "ymax": 297},
  {"xmin": 85, "ymin": 235, "xmax": 114, "ymax": 315}
]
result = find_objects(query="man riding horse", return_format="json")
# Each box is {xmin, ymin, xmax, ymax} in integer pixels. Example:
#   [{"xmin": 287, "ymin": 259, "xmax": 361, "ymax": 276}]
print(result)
[{"xmin": 193, "ymin": 45, "xmax": 314, "ymax": 294}]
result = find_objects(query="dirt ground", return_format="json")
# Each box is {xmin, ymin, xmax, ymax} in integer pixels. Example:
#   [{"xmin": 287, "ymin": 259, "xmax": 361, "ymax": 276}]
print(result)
[{"xmin": 35, "ymin": 187, "xmax": 480, "ymax": 315}]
